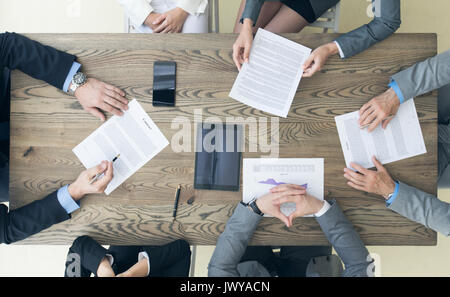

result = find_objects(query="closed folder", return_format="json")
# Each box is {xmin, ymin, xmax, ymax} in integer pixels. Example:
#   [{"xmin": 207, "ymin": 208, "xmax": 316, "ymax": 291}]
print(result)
[{"xmin": 194, "ymin": 123, "xmax": 242, "ymax": 191}]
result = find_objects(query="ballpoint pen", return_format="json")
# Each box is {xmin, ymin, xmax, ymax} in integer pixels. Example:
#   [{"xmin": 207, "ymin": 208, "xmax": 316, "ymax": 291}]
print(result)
[
  {"xmin": 172, "ymin": 184, "xmax": 181, "ymax": 221},
  {"xmin": 89, "ymin": 154, "xmax": 120, "ymax": 185}
]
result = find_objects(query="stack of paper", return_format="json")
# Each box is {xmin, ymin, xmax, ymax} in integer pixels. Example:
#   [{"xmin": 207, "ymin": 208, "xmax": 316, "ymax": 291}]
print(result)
[
  {"xmin": 73, "ymin": 99, "xmax": 169, "ymax": 195},
  {"xmin": 229, "ymin": 28, "xmax": 311, "ymax": 118},
  {"xmin": 335, "ymin": 99, "xmax": 426, "ymax": 169}
]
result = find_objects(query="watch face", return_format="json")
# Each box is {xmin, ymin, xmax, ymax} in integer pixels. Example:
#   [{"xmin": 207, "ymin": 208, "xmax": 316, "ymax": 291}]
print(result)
[{"xmin": 73, "ymin": 72, "xmax": 86, "ymax": 85}]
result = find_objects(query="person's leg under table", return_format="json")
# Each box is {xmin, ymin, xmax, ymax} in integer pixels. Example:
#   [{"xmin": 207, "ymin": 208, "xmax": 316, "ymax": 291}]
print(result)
[
  {"xmin": 0, "ymin": 67, "xmax": 10, "ymax": 203},
  {"xmin": 233, "ymin": 0, "xmax": 283, "ymax": 33},
  {"xmin": 277, "ymin": 245, "xmax": 332, "ymax": 277}
]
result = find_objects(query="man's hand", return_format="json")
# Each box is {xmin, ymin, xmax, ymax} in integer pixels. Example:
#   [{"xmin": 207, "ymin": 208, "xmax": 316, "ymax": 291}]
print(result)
[
  {"xmin": 144, "ymin": 11, "xmax": 164, "ymax": 31},
  {"xmin": 74, "ymin": 78, "xmax": 128, "ymax": 122},
  {"xmin": 343, "ymin": 156, "xmax": 396, "ymax": 199},
  {"xmin": 232, "ymin": 18, "xmax": 253, "ymax": 71},
  {"xmin": 270, "ymin": 184, "xmax": 324, "ymax": 227},
  {"xmin": 97, "ymin": 257, "xmax": 115, "ymax": 277},
  {"xmin": 152, "ymin": 7, "xmax": 189, "ymax": 33},
  {"xmin": 116, "ymin": 259, "xmax": 149, "ymax": 277},
  {"xmin": 358, "ymin": 88, "xmax": 400, "ymax": 132},
  {"xmin": 302, "ymin": 42, "xmax": 338, "ymax": 77},
  {"xmin": 254, "ymin": 184, "xmax": 307, "ymax": 227},
  {"xmin": 68, "ymin": 160, "xmax": 114, "ymax": 201}
]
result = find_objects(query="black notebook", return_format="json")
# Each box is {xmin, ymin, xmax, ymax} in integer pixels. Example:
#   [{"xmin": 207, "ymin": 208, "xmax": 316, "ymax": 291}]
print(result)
[{"xmin": 194, "ymin": 123, "xmax": 242, "ymax": 191}]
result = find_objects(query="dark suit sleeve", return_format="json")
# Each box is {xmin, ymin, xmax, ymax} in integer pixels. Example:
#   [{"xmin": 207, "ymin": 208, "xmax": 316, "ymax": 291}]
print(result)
[
  {"xmin": 142, "ymin": 239, "xmax": 191, "ymax": 277},
  {"xmin": 0, "ymin": 191, "xmax": 70, "ymax": 244},
  {"xmin": 315, "ymin": 200, "xmax": 374, "ymax": 277},
  {"xmin": 65, "ymin": 235, "xmax": 108, "ymax": 277},
  {"xmin": 0, "ymin": 32, "xmax": 76, "ymax": 90}
]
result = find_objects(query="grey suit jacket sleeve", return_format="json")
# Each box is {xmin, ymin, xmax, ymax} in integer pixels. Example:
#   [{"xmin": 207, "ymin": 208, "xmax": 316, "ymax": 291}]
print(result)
[
  {"xmin": 208, "ymin": 203, "xmax": 262, "ymax": 277},
  {"xmin": 335, "ymin": 0, "xmax": 401, "ymax": 58},
  {"xmin": 388, "ymin": 182, "xmax": 450, "ymax": 236},
  {"xmin": 391, "ymin": 50, "xmax": 450, "ymax": 101},
  {"xmin": 315, "ymin": 200, "xmax": 373, "ymax": 277}
]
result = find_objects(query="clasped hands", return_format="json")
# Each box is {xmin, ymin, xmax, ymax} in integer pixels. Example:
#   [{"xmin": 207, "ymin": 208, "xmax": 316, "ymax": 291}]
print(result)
[{"xmin": 254, "ymin": 184, "xmax": 325, "ymax": 228}]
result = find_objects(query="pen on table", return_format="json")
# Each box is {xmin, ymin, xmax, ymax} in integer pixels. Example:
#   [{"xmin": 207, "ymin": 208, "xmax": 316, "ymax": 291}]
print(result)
[
  {"xmin": 172, "ymin": 184, "xmax": 181, "ymax": 221},
  {"xmin": 360, "ymin": 115, "xmax": 394, "ymax": 129},
  {"xmin": 89, "ymin": 154, "xmax": 120, "ymax": 185}
]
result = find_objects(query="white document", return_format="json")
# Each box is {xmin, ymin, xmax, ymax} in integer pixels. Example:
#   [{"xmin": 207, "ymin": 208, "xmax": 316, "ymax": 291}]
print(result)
[
  {"xmin": 73, "ymin": 99, "xmax": 169, "ymax": 195},
  {"xmin": 229, "ymin": 28, "xmax": 311, "ymax": 118},
  {"xmin": 243, "ymin": 158, "xmax": 324, "ymax": 217},
  {"xmin": 335, "ymin": 99, "xmax": 426, "ymax": 169}
]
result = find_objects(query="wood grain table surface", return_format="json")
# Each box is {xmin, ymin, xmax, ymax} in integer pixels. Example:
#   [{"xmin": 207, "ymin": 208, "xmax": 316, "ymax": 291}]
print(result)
[{"xmin": 10, "ymin": 33, "xmax": 437, "ymax": 245}]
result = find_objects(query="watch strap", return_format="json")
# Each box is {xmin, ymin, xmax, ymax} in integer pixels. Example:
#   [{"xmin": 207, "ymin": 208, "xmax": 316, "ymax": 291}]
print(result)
[{"xmin": 243, "ymin": 198, "xmax": 264, "ymax": 216}]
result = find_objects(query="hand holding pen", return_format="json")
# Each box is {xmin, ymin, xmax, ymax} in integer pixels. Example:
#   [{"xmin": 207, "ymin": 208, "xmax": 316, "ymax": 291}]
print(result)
[
  {"xmin": 89, "ymin": 154, "xmax": 120, "ymax": 185},
  {"xmin": 68, "ymin": 160, "xmax": 114, "ymax": 200}
]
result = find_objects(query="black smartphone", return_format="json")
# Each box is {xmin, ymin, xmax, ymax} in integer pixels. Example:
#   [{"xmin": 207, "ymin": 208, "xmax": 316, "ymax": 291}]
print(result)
[{"xmin": 152, "ymin": 61, "xmax": 176, "ymax": 107}]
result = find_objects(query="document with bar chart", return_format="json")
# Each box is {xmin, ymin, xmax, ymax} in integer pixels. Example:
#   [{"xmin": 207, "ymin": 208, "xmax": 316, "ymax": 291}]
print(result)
[{"xmin": 243, "ymin": 158, "xmax": 324, "ymax": 217}]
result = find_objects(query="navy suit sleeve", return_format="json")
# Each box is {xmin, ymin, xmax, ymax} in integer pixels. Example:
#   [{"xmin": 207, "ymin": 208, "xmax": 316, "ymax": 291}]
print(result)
[
  {"xmin": 0, "ymin": 191, "xmax": 71, "ymax": 244},
  {"xmin": 0, "ymin": 32, "xmax": 76, "ymax": 90},
  {"xmin": 65, "ymin": 235, "xmax": 108, "ymax": 277}
]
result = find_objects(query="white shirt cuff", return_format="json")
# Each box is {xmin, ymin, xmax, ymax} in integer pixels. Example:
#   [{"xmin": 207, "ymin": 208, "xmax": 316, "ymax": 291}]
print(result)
[
  {"xmin": 138, "ymin": 251, "xmax": 150, "ymax": 276},
  {"xmin": 314, "ymin": 201, "xmax": 331, "ymax": 217},
  {"xmin": 126, "ymin": 0, "xmax": 154, "ymax": 28},
  {"xmin": 177, "ymin": 0, "xmax": 208, "ymax": 15},
  {"xmin": 334, "ymin": 41, "xmax": 345, "ymax": 59}
]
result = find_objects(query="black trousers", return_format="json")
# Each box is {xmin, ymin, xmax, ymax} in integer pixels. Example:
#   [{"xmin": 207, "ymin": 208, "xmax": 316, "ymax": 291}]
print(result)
[
  {"xmin": 240, "ymin": 245, "xmax": 332, "ymax": 277},
  {"xmin": 65, "ymin": 236, "xmax": 191, "ymax": 277},
  {"xmin": 0, "ymin": 67, "xmax": 10, "ymax": 202}
]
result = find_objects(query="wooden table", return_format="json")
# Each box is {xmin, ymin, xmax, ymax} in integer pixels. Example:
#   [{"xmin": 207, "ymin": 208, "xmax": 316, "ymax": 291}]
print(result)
[{"xmin": 10, "ymin": 33, "xmax": 437, "ymax": 246}]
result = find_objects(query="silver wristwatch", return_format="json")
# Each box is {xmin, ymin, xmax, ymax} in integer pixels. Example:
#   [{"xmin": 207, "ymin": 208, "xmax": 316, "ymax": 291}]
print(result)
[{"xmin": 68, "ymin": 72, "xmax": 87, "ymax": 95}]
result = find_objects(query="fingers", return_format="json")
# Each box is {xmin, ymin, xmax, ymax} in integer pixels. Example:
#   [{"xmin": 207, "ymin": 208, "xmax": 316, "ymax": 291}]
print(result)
[
  {"xmin": 272, "ymin": 194, "xmax": 301, "ymax": 206},
  {"xmin": 154, "ymin": 20, "xmax": 168, "ymax": 33},
  {"xmin": 104, "ymin": 84, "xmax": 127, "ymax": 101},
  {"xmin": 243, "ymin": 43, "xmax": 251, "ymax": 64},
  {"xmin": 93, "ymin": 161, "xmax": 114, "ymax": 190},
  {"xmin": 288, "ymin": 214, "xmax": 296, "ymax": 228},
  {"xmin": 86, "ymin": 107, "xmax": 105, "ymax": 122},
  {"xmin": 359, "ymin": 100, "xmax": 372, "ymax": 116},
  {"xmin": 274, "ymin": 211, "xmax": 291, "ymax": 228},
  {"xmin": 349, "ymin": 162, "xmax": 369, "ymax": 175},
  {"xmin": 103, "ymin": 90, "xmax": 129, "ymax": 111},
  {"xmin": 359, "ymin": 106, "xmax": 374, "ymax": 125},
  {"xmin": 153, "ymin": 14, "xmax": 165, "ymax": 26},
  {"xmin": 232, "ymin": 47, "xmax": 242, "ymax": 71},
  {"xmin": 343, "ymin": 168, "xmax": 366, "ymax": 183},
  {"xmin": 100, "ymin": 101, "xmax": 123, "ymax": 116},
  {"xmin": 301, "ymin": 54, "xmax": 315, "ymax": 73},
  {"xmin": 270, "ymin": 183, "xmax": 305, "ymax": 193},
  {"xmin": 371, "ymin": 156, "xmax": 385, "ymax": 172},
  {"xmin": 367, "ymin": 116, "xmax": 383, "ymax": 132},
  {"xmin": 381, "ymin": 117, "xmax": 393, "ymax": 129},
  {"xmin": 87, "ymin": 161, "xmax": 108, "ymax": 178},
  {"xmin": 162, "ymin": 26, "xmax": 172, "ymax": 33},
  {"xmin": 347, "ymin": 181, "xmax": 366, "ymax": 192}
]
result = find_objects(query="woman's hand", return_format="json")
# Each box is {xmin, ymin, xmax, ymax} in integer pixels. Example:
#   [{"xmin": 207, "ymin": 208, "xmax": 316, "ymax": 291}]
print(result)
[
  {"xmin": 302, "ymin": 42, "xmax": 339, "ymax": 77},
  {"xmin": 232, "ymin": 18, "xmax": 254, "ymax": 71},
  {"xmin": 152, "ymin": 7, "xmax": 189, "ymax": 33}
]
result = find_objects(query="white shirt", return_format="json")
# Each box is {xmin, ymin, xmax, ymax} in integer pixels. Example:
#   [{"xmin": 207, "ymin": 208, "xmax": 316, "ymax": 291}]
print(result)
[{"xmin": 117, "ymin": 0, "xmax": 208, "ymax": 28}]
